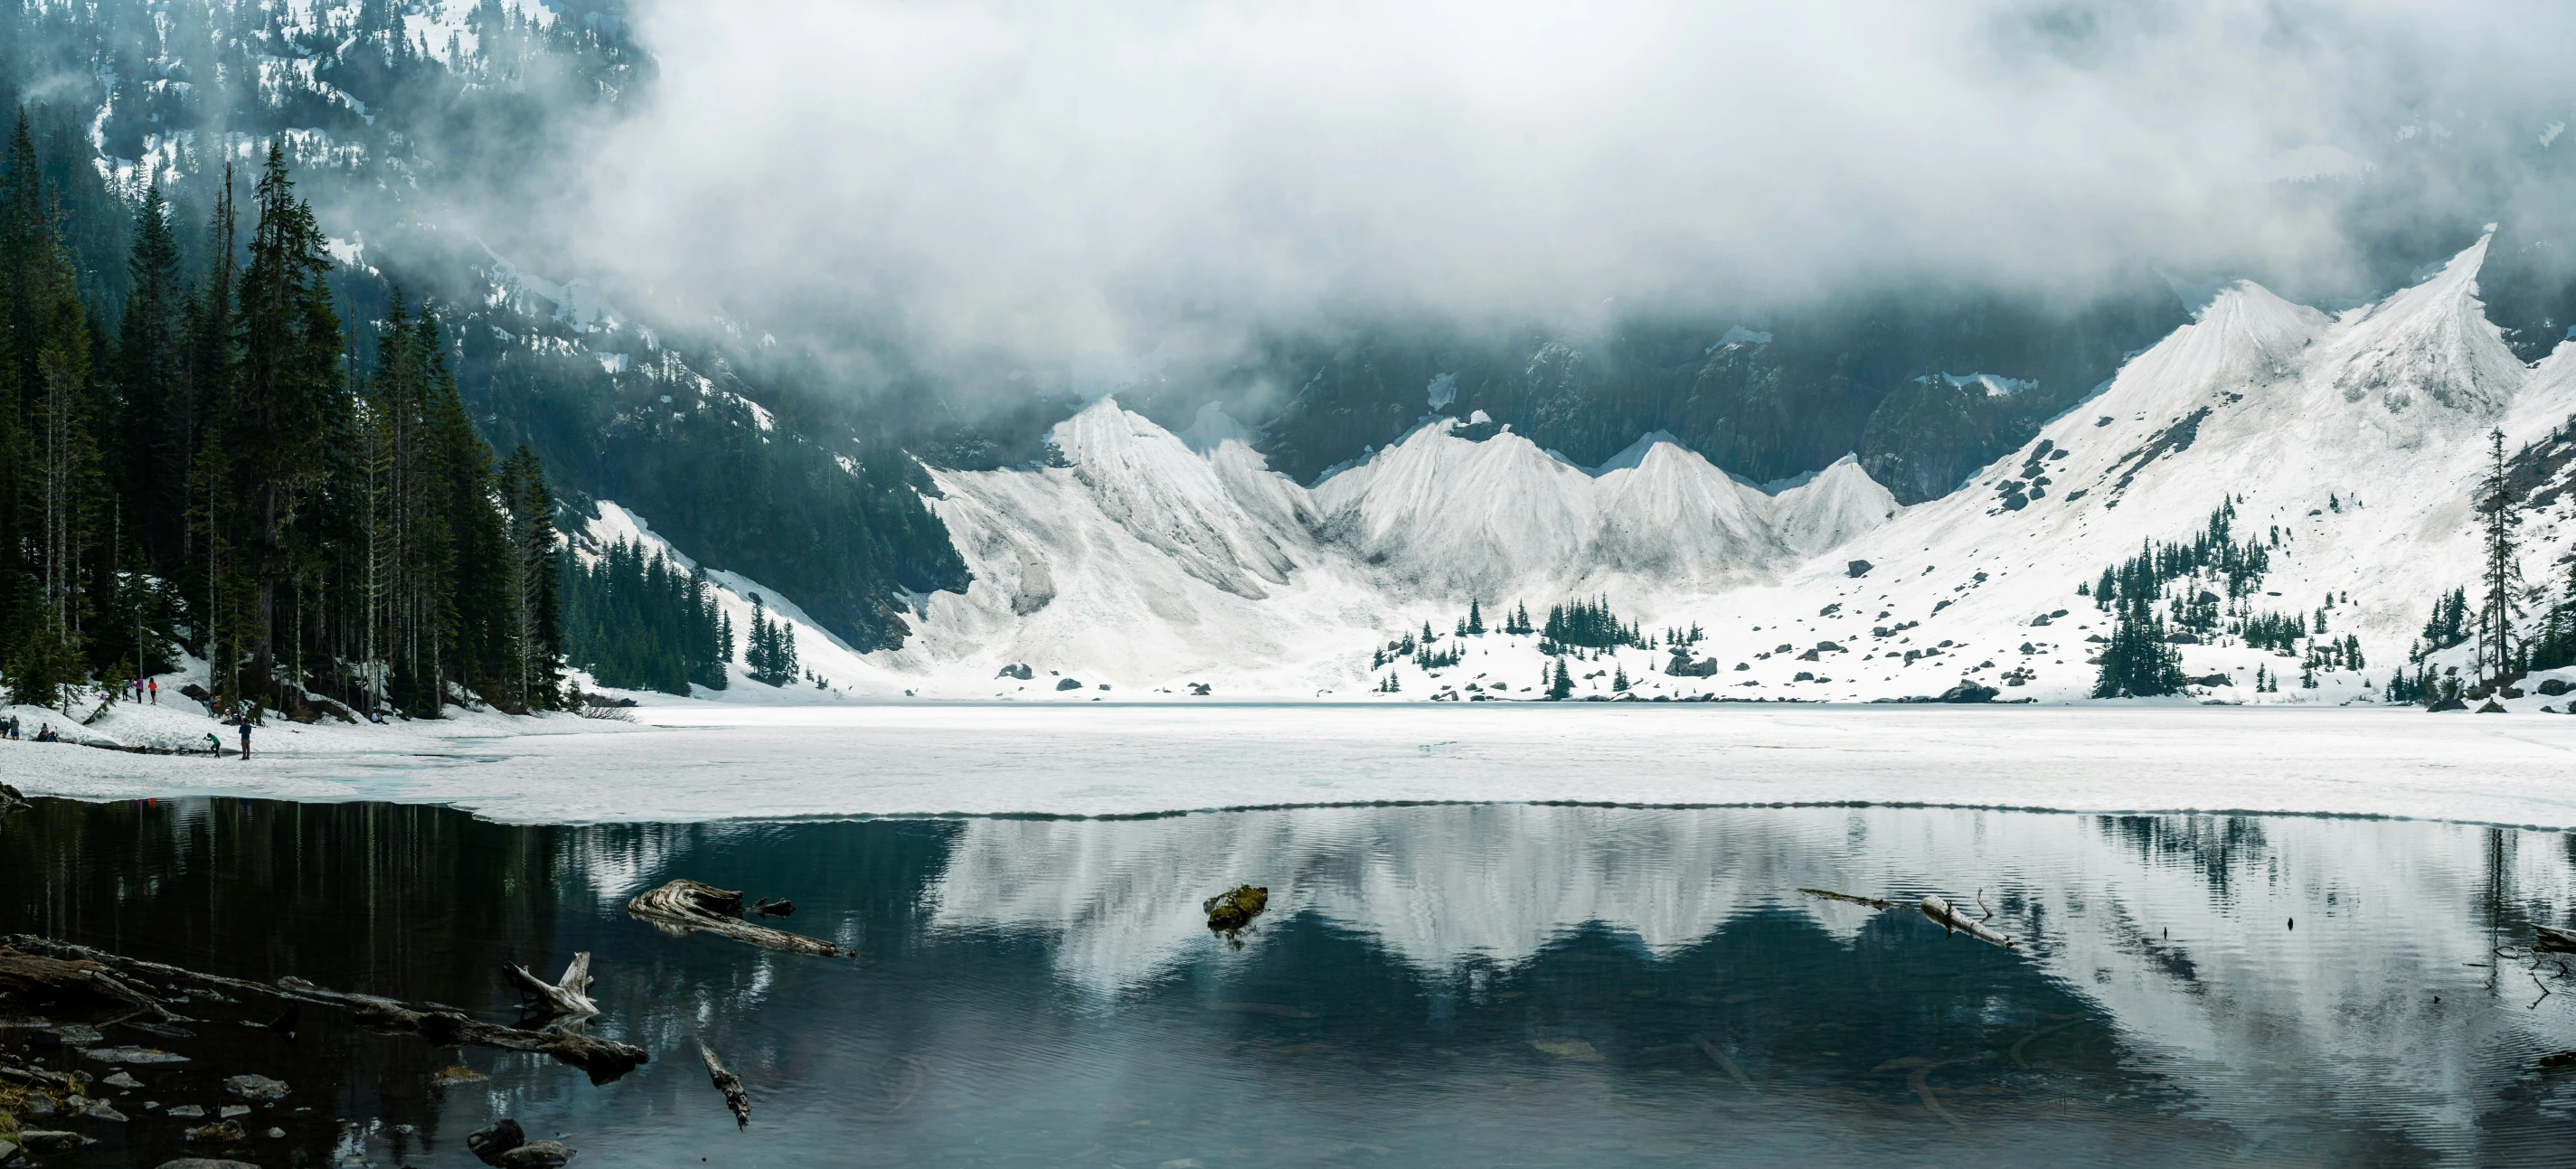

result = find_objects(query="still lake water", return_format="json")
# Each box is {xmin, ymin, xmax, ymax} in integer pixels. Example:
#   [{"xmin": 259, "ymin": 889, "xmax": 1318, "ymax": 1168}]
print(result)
[{"xmin": 8, "ymin": 797, "xmax": 2576, "ymax": 1166}]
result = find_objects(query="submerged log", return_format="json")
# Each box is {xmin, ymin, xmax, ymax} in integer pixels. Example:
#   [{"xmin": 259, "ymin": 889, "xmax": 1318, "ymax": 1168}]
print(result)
[
  {"xmin": 2535, "ymin": 924, "xmax": 2576, "ymax": 954},
  {"xmin": 627, "ymin": 881, "xmax": 844, "ymax": 957},
  {"xmin": 699, "ymin": 1042, "xmax": 750, "ymax": 1127},
  {"xmin": 505, "ymin": 953, "xmax": 599, "ymax": 1019},
  {"xmin": 1203, "ymin": 885, "xmax": 1269, "ymax": 932},
  {"xmin": 1920, "ymin": 894, "xmax": 2015, "ymax": 948},
  {"xmin": 0, "ymin": 936, "xmax": 647, "ymax": 1083}
]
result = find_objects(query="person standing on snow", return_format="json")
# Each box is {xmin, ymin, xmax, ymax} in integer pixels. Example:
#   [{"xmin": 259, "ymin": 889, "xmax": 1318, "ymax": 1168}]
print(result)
[
  {"xmin": 238, "ymin": 719, "xmax": 251, "ymax": 760},
  {"xmin": 148, "ymin": 678, "xmax": 156, "ymax": 704}
]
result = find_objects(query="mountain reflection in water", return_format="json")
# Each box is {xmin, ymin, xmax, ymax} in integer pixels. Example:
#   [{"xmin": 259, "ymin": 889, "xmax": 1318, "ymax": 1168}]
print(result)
[{"xmin": 5, "ymin": 798, "xmax": 2576, "ymax": 1166}]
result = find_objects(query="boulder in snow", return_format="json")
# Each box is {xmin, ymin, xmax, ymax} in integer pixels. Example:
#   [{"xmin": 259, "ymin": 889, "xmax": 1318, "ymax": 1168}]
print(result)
[
  {"xmin": 2540, "ymin": 678, "xmax": 2571, "ymax": 696},
  {"xmin": 996, "ymin": 664, "xmax": 1034, "ymax": 681},
  {"xmin": 1938, "ymin": 683, "xmax": 1999, "ymax": 703},
  {"xmin": 1846, "ymin": 560, "xmax": 1873, "ymax": 578},
  {"xmin": 1055, "ymin": 678, "xmax": 1083, "ymax": 692}
]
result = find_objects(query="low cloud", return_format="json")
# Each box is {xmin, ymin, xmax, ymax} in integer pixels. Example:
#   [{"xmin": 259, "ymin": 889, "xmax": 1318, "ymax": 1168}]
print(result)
[{"xmin": 562, "ymin": 0, "xmax": 2576, "ymax": 382}]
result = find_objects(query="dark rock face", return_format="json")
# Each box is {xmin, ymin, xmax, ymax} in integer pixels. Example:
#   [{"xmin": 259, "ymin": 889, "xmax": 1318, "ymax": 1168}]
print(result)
[
  {"xmin": 2194, "ymin": 674, "xmax": 2232, "ymax": 687},
  {"xmin": 1938, "ymin": 683, "xmax": 1999, "ymax": 703},
  {"xmin": 2429, "ymin": 696, "xmax": 2468, "ymax": 712},
  {"xmin": 1055, "ymin": 677, "xmax": 1083, "ymax": 691},
  {"xmin": 1665, "ymin": 656, "xmax": 1720, "ymax": 677},
  {"xmin": 1847, "ymin": 560, "xmax": 1873, "ymax": 578}
]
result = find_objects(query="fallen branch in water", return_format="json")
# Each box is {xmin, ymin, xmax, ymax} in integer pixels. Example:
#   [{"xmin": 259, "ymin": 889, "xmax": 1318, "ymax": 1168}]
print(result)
[
  {"xmin": 0, "ymin": 935, "xmax": 647, "ymax": 1083},
  {"xmin": 700, "ymin": 1042, "xmax": 750, "ymax": 1127},
  {"xmin": 505, "ymin": 953, "xmax": 599, "ymax": 1020},
  {"xmin": 0, "ymin": 780, "xmax": 27, "ymax": 815},
  {"xmin": 1688, "ymin": 1032, "xmax": 1757, "ymax": 1091},
  {"xmin": 628, "ymin": 881, "xmax": 844, "ymax": 957},
  {"xmin": 1920, "ymin": 895, "xmax": 2015, "ymax": 948},
  {"xmin": 1796, "ymin": 888, "xmax": 1897, "ymax": 910}
]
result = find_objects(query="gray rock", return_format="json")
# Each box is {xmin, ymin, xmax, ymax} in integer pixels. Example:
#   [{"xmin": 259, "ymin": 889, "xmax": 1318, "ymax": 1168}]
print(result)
[
  {"xmin": 16, "ymin": 1131, "xmax": 96, "ymax": 1151},
  {"xmin": 103, "ymin": 1071, "xmax": 142, "ymax": 1089},
  {"xmin": 1054, "ymin": 677, "xmax": 1082, "ymax": 691},
  {"xmin": 154, "ymin": 1161, "xmax": 263, "ymax": 1169},
  {"xmin": 219, "ymin": 1105, "xmax": 250, "ymax": 1119},
  {"xmin": 80, "ymin": 1098, "xmax": 128, "ymax": 1122},
  {"xmin": 498, "ymin": 1139, "xmax": 577, "ymax": 1168},
  {"xmin": 184, "ymin": 1120, "xmax": 246, "ymax": 1143},
  {"xmin": 167, "ymin": 1104, "xmax": 206, "ymax": 1117},
  {"xmin": 1846, "ymin": 560, "xmax": 1873, "ymax": 578},
  {"xmin": 79, "ymin": 1046, "xmax": 187, "ymax": 1064},
  {"xmin": 467, "ymin": 1118, "xmax": 528, "ymax": 1165},
  {"xmin": 222, "ymin": 1075, "xmax": 289, "ymax": 1103},
  {"xmin": 1938, "ymin": 683, "xmax": 2000, "ymax": 704},
  {"xmin": 2540, "ymin": 678, "xmax": 2572, "ymax": 696},
  {"xmin": 995, "ymin": 663, "xmax": 1033, "ymax": 681},
  {"xmin": 265, "ymin": 1128, "xmax": 283, "ymax": 1139}
]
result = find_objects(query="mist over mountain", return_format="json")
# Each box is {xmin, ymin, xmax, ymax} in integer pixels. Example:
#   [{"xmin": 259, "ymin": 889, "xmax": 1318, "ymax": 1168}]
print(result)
[{"xmin": 7, "ymin": 0, "xmax": 2576, "ymax": 671}]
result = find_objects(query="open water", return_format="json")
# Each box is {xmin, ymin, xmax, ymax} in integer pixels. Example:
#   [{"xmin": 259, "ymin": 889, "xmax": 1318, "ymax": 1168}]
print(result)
[{"xmin": 7, "ymin": 797, "xmax": 2576, "ymax": 1166}]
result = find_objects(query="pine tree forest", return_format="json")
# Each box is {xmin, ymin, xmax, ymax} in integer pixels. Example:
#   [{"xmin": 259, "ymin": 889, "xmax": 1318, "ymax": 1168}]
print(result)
[{"xmin": 0, "ymin": 125, "xmax": 561, "ymax": 720}]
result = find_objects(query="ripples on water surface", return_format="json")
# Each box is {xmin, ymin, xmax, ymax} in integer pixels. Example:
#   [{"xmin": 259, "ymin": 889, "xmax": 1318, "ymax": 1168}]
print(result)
[{"xmin": 7, "ymin": 799, "xmax": 2576, "ymax": 1166}]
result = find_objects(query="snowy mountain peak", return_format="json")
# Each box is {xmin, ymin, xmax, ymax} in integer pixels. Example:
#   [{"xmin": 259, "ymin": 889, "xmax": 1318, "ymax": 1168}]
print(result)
[{"xmin": 2324, "ymin": 234, "xmax": 2521, "ymax": 421}]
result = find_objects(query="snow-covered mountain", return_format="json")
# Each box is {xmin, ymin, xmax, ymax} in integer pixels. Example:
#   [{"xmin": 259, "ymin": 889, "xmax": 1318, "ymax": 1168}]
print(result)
[{"xmin": 582, "ymin": 234, "xmax": 2576, "ymax": 706}]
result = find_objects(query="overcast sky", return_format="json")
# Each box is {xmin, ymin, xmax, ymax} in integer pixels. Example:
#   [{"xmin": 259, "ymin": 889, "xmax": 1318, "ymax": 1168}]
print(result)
[{"xmin": 565, "ymin": 0, "xmax": 2576, "ymax": 372}]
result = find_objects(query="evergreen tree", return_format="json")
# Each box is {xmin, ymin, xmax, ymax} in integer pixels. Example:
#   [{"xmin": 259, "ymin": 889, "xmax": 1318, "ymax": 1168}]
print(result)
[
  {"xmin": 222, "ymin": 142, "xmax": 343, "ymax": 705},
  {"xmin": 2091, "ymin": 596, "xmax": 2186, "ymax": 698},
  {"xmin": 561, "ymin": 538, "xmax": 727, "ymax": 695},
  {"xmin": 118, "ymin": 180, "xmax": 184, "ymax": 561},
  {"xmin": 2474, "ymin": 427, "xmax": 2523, "ymax": 686},
  {"xmin": 1466, "ymin": 599, "xmax": 1485, "ymax": 635},
  {"xmin": 1548, "ymin": 657, "xmax": 1572, "ymax": 700}
]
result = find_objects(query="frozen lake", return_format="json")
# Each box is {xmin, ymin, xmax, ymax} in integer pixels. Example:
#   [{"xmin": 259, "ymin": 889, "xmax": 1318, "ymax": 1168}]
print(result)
[{"xmin": 8, "ymin": 702, "xmax": 2576, "ymax": 828}]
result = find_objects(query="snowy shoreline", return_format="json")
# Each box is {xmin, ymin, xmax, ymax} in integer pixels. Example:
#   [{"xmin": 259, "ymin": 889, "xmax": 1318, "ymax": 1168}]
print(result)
[{"xmin": 7, "ymin": 700, "xmax": 2576, "ymax": 831}]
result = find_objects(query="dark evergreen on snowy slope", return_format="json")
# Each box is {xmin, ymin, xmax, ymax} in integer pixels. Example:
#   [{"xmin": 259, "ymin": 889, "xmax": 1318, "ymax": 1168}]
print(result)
[
  {"xmin": 0, "ymin": 0, "xmax": 970, "ymax": 655},
  {"xmin": 561, "ymin": 538, "xmax": 729, "ymax": 695},
  {"xmin": 0, "ymin": 116, "xmax": 558, "ymax": 718}
]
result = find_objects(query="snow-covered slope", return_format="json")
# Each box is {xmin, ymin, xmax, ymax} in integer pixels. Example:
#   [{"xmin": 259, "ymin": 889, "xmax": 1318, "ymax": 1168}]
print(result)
[{"xmin": 580, "ymin": 235, "xmax": 2576, "ymax": 706}]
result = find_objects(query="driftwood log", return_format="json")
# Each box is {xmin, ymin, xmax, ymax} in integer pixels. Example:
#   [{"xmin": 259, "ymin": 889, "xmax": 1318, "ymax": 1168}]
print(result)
[
  {"xmin": 699, "ymin": 1042, "xmax": 750, "ymax": 1127},
  {"xmin": 0, "ymin": 936, "xmax": 647, "ymax": 1083},
  {"xmin": 0, "ymin": 947, "xmax": 179, "ymax": 1020},
  {"xmin": 1920, "ymin": 894, "xmax": 2016, "ymax": 948},
  {"xmin": 2536, "ymin": 924, "xmax": 2576, "ymax": 954},
  {"xmin": 627, "ymin": 881, "xmax": 843, "ymax": 957},
  {"xmin": 0, "ymin": 779, "xmax": 27, "ymax": 815},
  {"xmin": 505, "ymin": 952, "xmax": 599, "ymax": 1018}
]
